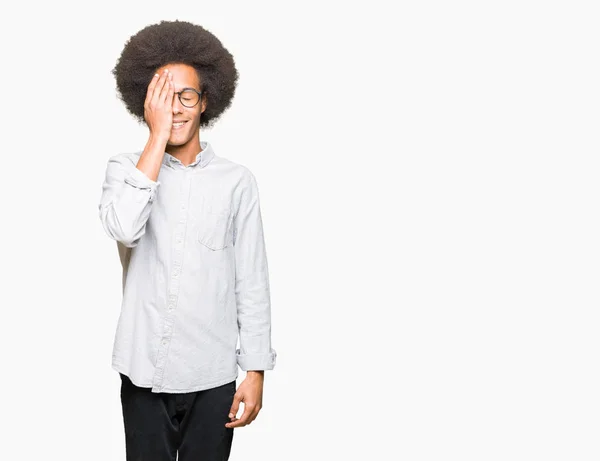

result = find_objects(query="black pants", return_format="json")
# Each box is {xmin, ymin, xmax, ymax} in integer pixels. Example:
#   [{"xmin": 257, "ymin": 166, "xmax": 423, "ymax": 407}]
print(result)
[{"xmin": 119, "ymin": 373, "xmax": 235, "ymax": 461}]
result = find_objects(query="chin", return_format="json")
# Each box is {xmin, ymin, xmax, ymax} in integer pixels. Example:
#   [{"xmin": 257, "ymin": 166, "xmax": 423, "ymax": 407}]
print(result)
[{"xmin": 167, "ymin": 136, "xmax": 189, "ymax": 146}]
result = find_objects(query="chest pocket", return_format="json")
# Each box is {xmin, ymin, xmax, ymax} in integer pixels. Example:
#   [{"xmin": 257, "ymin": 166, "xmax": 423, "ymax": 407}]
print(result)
[{"xmin": 198, "ymin": 208, "xmax": 233, "ymax": 251}]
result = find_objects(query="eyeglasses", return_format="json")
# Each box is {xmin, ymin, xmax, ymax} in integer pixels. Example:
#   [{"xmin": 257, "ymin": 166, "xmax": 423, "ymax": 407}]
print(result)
[{"xmin": 174, "ymin": 88, "xmax": 203, "ymax": 108}]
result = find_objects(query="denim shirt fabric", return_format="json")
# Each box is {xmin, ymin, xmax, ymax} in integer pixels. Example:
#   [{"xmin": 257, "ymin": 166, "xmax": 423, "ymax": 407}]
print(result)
[{"xmin": 98, "ymin": 140, "xmax": 276, "ymax": 393}]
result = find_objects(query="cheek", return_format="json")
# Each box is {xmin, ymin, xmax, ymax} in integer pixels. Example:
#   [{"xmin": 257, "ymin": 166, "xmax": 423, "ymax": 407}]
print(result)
[{"xmin": 190, "ymin": 114, "xmax": 202, "ymax": 126}]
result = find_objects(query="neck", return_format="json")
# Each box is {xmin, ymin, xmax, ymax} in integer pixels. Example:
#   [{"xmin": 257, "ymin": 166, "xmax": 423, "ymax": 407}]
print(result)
[{"xmin": 166, "ymin": 134, "xmax": 202, "ymax": 166}]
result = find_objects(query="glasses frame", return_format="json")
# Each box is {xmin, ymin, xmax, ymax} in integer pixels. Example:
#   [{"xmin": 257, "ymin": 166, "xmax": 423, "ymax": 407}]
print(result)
[{"xmin": 174, "ymin": 87, "xmax": 203, "ymax": 108}]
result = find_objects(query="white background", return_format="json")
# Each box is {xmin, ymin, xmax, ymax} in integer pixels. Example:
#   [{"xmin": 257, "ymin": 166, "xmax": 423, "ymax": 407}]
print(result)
[{"xmin": 0, "ymin": 1, "xmax": 598, "ymax": 459}]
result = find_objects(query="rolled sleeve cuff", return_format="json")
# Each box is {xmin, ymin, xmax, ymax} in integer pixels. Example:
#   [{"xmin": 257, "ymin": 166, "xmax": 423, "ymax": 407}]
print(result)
[
  {"xmin": 123, "ymin": 167, "xmax": 160, "ymax": 201},
  {"xmin": 236, "ymin": 349, "xmax": 277, "ymax": 371}
]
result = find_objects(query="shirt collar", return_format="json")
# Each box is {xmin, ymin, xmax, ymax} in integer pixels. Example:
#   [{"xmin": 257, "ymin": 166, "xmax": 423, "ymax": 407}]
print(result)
[{"xmin": 162, "ymin": 140, "xmax": 215, "ymax": 169}]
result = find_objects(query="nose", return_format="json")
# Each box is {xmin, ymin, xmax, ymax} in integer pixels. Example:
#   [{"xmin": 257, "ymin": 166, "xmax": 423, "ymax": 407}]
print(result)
[{"xmin": 172, "ymin": 95, "xmax": 184, "ymax": 113}]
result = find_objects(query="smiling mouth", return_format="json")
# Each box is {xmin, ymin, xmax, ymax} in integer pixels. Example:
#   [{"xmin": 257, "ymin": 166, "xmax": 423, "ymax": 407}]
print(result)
[{"xmin": 172, "ymin": 121, "xmax": 189, "ymax": 130}]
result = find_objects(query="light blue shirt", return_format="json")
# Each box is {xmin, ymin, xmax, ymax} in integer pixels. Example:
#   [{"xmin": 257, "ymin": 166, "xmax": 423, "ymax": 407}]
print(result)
[{"xmin": 98, "ymin": 140, "xmax": 276, "ymax": 393}]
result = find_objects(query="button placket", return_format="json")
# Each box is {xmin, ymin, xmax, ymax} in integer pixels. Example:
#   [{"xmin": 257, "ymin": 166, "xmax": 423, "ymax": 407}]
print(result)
[{"xmin": 152, "ymin": 171, "xmax": 192, "ymax": 392}]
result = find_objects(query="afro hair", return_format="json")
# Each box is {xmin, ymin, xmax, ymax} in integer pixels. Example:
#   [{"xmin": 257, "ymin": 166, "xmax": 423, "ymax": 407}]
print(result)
[{"xmin": 111, "ymin": 20, "xmax": 239, "ymax": 129}]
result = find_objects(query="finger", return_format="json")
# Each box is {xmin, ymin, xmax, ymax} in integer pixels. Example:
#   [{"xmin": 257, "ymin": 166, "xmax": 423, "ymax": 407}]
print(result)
[
  {"xmin": 225, "ymin": 417, "xmax": 244, "ymax": 428},
  {"xmin": 227, "ymin": 403, "xmax": 255, "ymax": 428},
  {"xmin": 145, "ymin": 73, "xmax": 160, "ymax": 105},
  {"xmin": 225, "ymin": 405, "xmax": 260, "ymax": 428},
  {"xmin": 228, "ymin": 393, "xmax": 242, "ymax": 421},
  {"xmin": 225, "ymin": 413, "xmax": 252, "ymax": 428},
  {"xmin": 158, "ymin": 70, "xmax": 171, "ymax": 105},
  {"xmin": 226, "ymin": 402, "xmax": 250, "ymax": 428},
  {"xmin": 225, "ymin": 415, "xmax": 239, "ymax": 426},
  {"xmin": 152, "ymin": 70, "xmax": 169, "ymax": 106},
  {"xmin": 161, "ymin": 73, "xmax": 173, "ymax": 106},
  {"xmin": 165, "ymin": 76, "xmax": 174, "ymax": 107}
]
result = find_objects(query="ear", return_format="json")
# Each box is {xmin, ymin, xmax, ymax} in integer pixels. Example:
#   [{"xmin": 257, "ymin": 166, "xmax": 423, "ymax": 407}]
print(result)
[{"xmin": 201, "ymin": 93, "xmax": 207, "ymax": 114}]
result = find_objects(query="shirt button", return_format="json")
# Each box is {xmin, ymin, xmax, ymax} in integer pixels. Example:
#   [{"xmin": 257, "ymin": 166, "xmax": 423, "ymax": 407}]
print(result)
[{"xmin": 162, "ymin": 339, "xmax": 168, "ymax": 346}]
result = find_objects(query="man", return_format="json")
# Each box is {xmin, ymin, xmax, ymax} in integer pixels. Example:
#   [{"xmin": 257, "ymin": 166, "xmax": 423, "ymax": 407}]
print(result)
[{"xmin": 98, "ymin": 20, "xmax": 276, "ymax": 461}]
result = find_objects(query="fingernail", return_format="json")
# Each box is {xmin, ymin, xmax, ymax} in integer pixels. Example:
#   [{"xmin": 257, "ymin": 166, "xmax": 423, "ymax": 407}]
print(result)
[{"xmin": 228, "ymin": 413, "xmax": 233, "ymax": 418}]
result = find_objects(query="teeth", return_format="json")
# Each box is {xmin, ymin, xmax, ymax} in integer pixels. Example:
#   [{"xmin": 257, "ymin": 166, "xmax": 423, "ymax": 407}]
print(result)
[{"xmin": 173, "ymin": 122, "xmax": 186, "ymax": 127}]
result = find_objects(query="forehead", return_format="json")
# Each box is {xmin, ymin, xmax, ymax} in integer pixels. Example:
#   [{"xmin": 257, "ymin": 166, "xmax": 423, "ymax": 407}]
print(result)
[{"xmin": 156, "ymin": 63, "xmax": 200, "ymax": 90}]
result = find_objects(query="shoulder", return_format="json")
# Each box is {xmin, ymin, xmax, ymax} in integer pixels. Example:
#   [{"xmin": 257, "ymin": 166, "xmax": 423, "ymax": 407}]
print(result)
[
  {"xmin": 107, "ymin": 151, "xmax": 142, "ymax": 166},
  {"xmin": 212, "ymin": 154, "xmax": 258, "ymax": 185},
  {"xmin": 103, "ymin": 151, "xmax": 143, "ymax": 174}
]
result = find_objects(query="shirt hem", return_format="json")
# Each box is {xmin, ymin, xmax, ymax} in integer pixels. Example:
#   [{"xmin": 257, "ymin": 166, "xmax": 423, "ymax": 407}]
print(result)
[{"xmin": 112, "ymin": 361, "xmax": 239, "ymax": 394}]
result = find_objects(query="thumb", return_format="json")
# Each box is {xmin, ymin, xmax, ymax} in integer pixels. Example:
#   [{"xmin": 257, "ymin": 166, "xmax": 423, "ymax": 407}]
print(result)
[{"xmin": 228, "ymin": 392, "xmax": 242, "ymax": 419}]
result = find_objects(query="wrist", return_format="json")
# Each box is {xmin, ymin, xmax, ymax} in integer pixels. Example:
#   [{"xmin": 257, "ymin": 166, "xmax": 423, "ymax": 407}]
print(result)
[
  {"xmin": 246, "ymin": 370, "xmax": 264, "ymax": 378},
  {"xmin": 148, "ymin": 132, "xmax": 170, "ymax": 146}
]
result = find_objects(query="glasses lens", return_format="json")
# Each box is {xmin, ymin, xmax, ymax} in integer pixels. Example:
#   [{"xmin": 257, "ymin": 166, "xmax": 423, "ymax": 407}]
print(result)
[{"xmin": 180, "ymin": 89, "xmax": 200, "ymax": 107}]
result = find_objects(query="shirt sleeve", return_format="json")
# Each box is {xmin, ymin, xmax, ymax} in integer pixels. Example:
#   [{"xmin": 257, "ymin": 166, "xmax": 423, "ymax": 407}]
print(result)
[
  {"xmin": 98, "ymin": 154, "xmax": 161, "ymax": 248},
  {"xmin": 233, "ymin": 170, "xmax": 277, "ymax": 371}
]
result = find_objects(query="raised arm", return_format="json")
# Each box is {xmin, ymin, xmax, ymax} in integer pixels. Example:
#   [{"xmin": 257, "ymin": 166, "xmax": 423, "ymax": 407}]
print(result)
[
  {"xmin": 97, "ymin": 136, "xmax": 165, "ymax": 247},
  {"xmin": 98, "ymin": 69, "xmax": 174, "ymax": 247}
]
